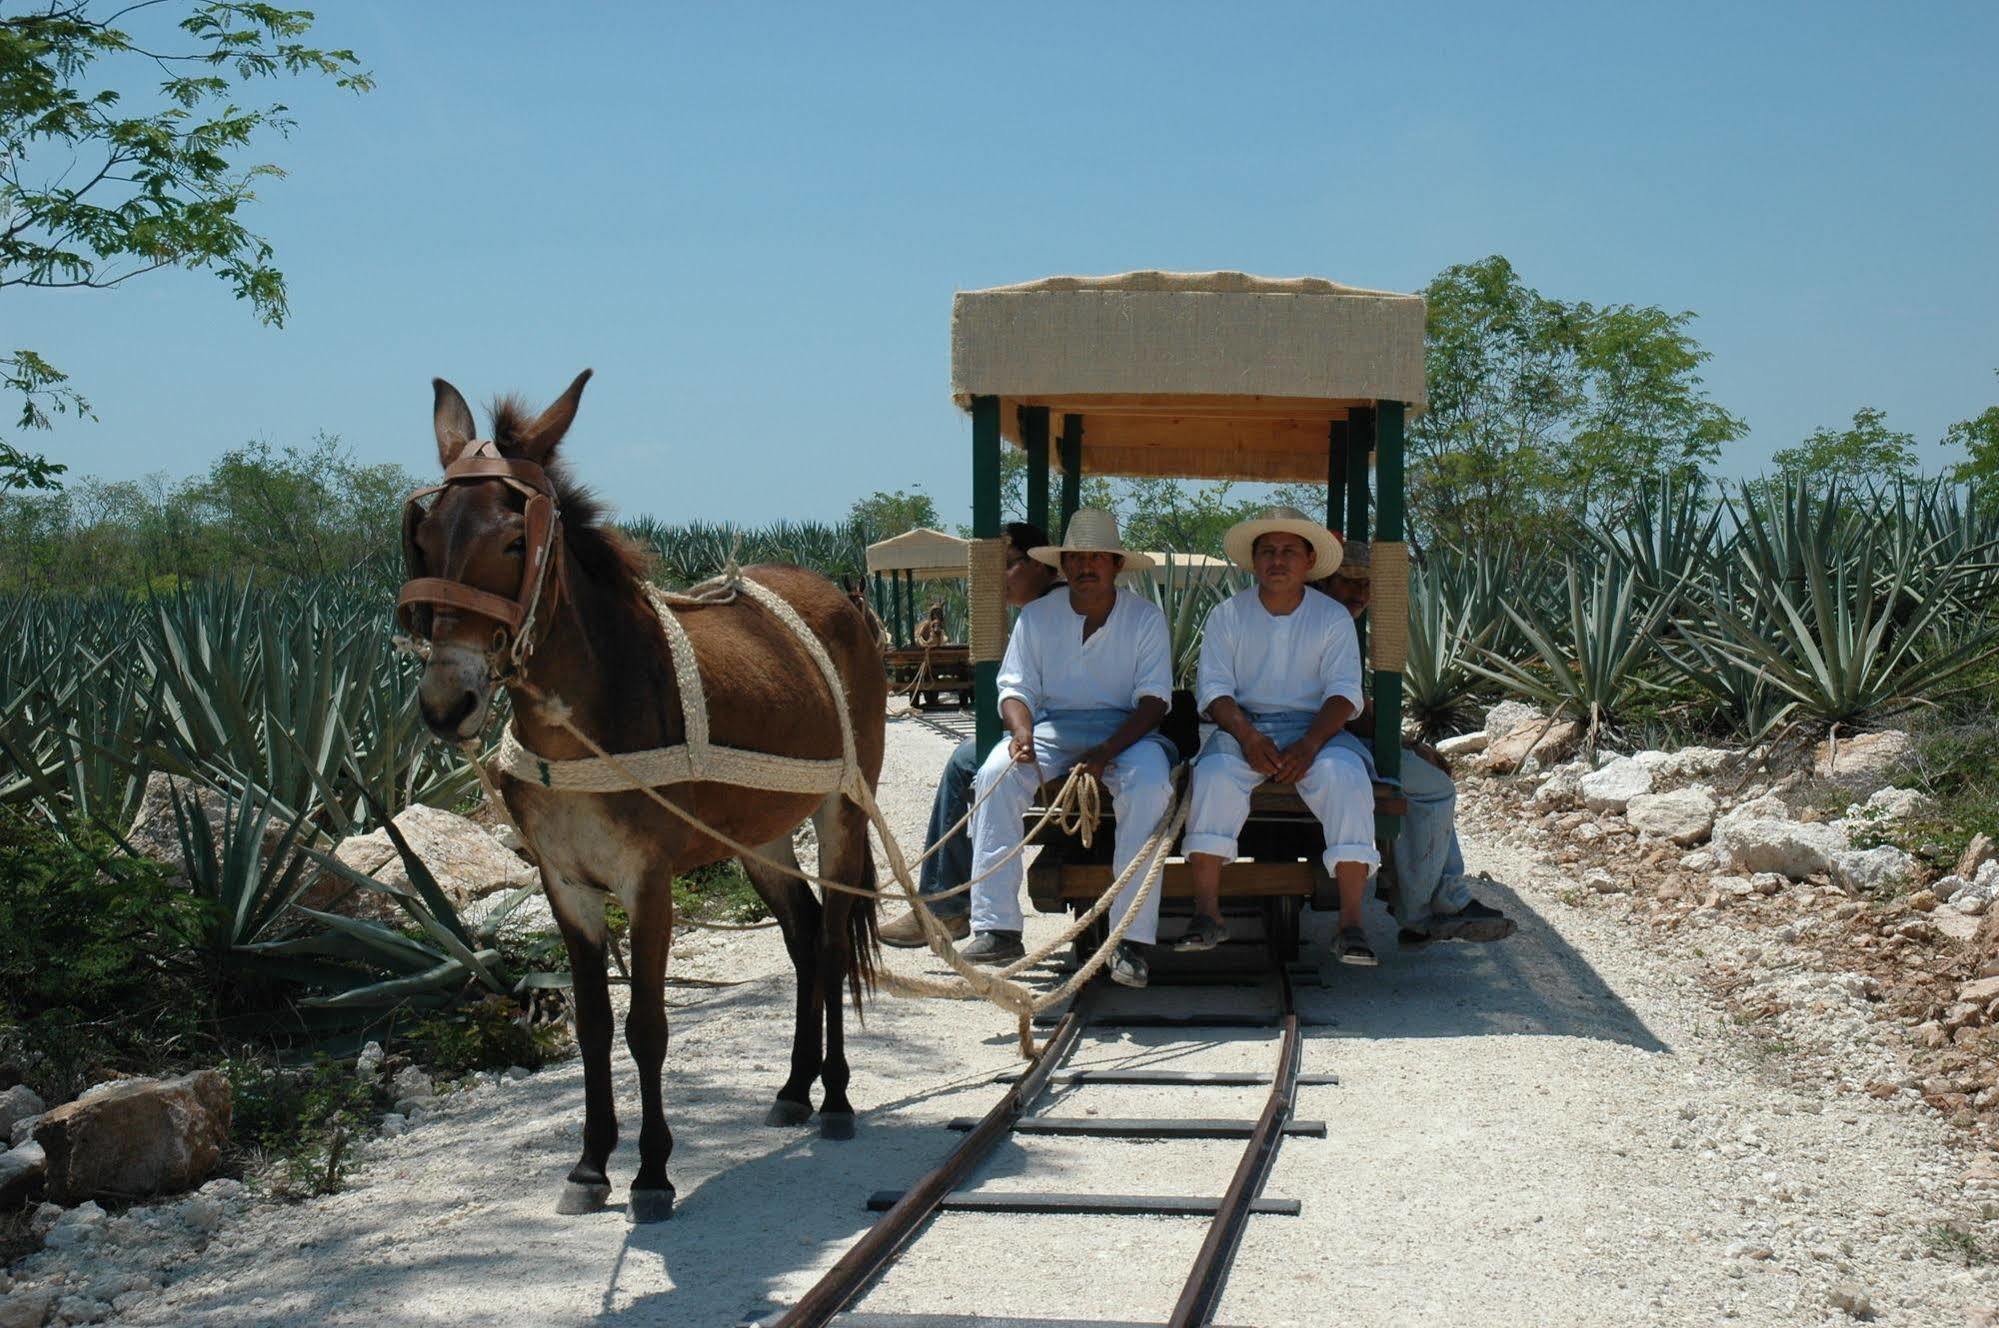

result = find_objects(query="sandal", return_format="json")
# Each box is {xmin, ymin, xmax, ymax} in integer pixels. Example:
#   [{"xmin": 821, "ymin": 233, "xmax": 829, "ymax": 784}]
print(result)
[
  {"xmin": 1335, "ymin": 926, "xmax": 1378, "ymax": 967},
  {"xmin": 1173, "ymin": 913, "xmax": 1229, "ymax": 953}
]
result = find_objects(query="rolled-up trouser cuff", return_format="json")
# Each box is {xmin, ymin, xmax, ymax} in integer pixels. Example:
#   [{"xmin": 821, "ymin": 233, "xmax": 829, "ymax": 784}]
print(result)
[
  {"xmin": 1322, "ymin": 841, "xmax": 1382, "ymax": 874},
  {"xmin": 1181, "ymin": 832, "xmax": 1239, "ymax": 861}
]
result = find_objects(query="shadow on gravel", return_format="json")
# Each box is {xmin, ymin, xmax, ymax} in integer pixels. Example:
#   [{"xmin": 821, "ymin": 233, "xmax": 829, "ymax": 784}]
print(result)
[{"xmin": 1298, "ymin": 878, "xmax": 1668, "ymax": 1051}]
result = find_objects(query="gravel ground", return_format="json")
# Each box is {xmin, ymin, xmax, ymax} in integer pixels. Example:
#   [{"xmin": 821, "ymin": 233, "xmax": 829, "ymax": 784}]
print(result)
[{"xmin": 39, "ymin": 706, "xmax": 1995, "ymax": 1327}]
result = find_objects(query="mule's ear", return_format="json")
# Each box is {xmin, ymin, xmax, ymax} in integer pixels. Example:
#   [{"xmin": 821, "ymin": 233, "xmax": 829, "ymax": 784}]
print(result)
[
  {"xmin": 514, "ymin": 369, "xmax": 593, "ymax": 465},
  {"xmin": 433, "ymin": 378, "xmax": 478, "ymax": 468}
]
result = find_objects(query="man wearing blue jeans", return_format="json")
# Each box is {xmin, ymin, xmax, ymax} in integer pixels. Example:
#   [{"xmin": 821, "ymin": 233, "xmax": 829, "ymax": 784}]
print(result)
[
  {"xmin": 879, "ymin": 521, "xmax": 1061, "ymax": 947},
  {"xmin": 1320, "ymin": 542, "xmax": 1514, "ymax": 946}
]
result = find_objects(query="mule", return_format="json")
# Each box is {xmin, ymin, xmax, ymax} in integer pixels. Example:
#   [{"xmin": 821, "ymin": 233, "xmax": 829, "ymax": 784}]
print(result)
[{"xmin": 403, "ymin": 370, "xmax": 885, "ymax": 1223}]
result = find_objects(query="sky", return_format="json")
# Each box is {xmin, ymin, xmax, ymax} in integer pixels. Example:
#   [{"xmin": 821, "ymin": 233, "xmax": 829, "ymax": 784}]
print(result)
[{"xmin": 15, "ymin": 0, "xmax": 1999, "ymax": 526}]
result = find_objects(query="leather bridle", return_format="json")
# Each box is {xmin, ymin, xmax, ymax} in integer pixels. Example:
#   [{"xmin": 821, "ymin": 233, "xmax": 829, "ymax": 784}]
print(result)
[{"xmin": 397, "ymin": 441, "xmax": 562, "ymax": 674}]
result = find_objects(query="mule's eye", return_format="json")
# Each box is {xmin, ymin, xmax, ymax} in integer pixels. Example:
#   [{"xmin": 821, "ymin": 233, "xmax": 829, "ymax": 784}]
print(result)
[{"xmin": 505, "ymin": 536, "xmax": 526, "ymax": 556}]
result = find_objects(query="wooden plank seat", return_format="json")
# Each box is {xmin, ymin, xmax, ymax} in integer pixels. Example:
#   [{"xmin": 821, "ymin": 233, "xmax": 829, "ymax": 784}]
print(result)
[{"xmin": 883, "ymin": 644, "xmax": 973, "ymax": 710}]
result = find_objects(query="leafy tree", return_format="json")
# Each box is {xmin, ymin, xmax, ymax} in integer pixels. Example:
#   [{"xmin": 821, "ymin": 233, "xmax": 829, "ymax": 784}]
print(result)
[
  {"xmin": 1411, "ymin": 256, "xmax": 1742, "ymax": 549},
  {"xmin": 846, "ymin": 487, "xmax": 939, "ymax": 540},
  {"xmin": 1946, "ymin": 373, "xmax": 1999, "ymax": 489},
  {"xmin": 1113, "ymin": 477, "xmax": 1261, "ymax": 557},
  {"xmin": 1772, "ymin": 406, "xmax": 1918, "ymax": 485},
  {"xmin": 1, "ymin": 2, "xmax": 372, "ymax": 490}
]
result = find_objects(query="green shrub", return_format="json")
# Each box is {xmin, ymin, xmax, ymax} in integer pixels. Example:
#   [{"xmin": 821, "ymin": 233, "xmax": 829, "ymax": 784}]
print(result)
[
  {"xmin": 406, "ymin": 994, "xmax": 569, "ymax": 1075},
  {"xmin": 1882, "ymin": 716, "xmax": 1999, "ymax": 868},
  {"xmin": 223, "ymin": 1054, "xmax": 381, "ymax": 1198},
  {"xmin": 674, "ymin": 858, "xmax": 770, "ymax": 924},
  {"xmin": 0, "ymin": 814, "xmax": 208, "ymax": 1101}
]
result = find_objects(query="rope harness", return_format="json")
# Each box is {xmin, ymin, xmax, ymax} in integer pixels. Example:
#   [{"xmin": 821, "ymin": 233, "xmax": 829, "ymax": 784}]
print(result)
[{"xmin": 398, "ymin": 456, "xmax": 1181, "ymax": 1055}]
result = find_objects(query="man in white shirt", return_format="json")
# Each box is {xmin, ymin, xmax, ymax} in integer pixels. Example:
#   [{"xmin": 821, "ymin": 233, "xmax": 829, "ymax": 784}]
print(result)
[
  {"xmin": 960, "ymin": 509, "xmax": 1177, "ymax": 989},
  {"xmin": 1181, "ymin": 508, "xmax": 1380, "ymax": 964}
]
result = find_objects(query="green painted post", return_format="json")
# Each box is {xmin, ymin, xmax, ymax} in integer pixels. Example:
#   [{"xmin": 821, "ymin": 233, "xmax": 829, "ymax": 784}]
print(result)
[
  {"xmin": 1374, "ymin": 402, "xmax": 1406, "ymax": 839},
  {"xmin": 1347, "ymin": 405, "xmax": 1374, "ymax": 664},
  {"xmin": 900, "ymin": 568, "xmax": 915, "ymax": 647},
  {"xmin": 1057, "ymin": 414, "xmax": 1083, "ymax": 534},
  {"xmin": 1022, "ymin": 406, "xmax": 1051, "ymax": 537},
  {"xmin": 1327, "ymin": 419, "xmax": 1349, "ymax": 534},
  {"xmin": 973, "ymin": 395, "xmax": 1003, "ymax": 756}
]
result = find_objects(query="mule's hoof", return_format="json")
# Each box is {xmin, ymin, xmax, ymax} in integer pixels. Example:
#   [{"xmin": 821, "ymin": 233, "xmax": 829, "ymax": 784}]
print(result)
[
  {"xmin": 765, "ymin": 1098, "xmax": 813, "ymax": 1127},
  {"xmin": 556, "ymin": 1181, "xmax": 611, "ymax": 1215},
  {"xmin": 627, "ymin": 1187, "xmax": 675, "ymax": 1224},
  {"xmin": 818, "ymin": 1110, "xmax": 857, "ymax": 1141}
]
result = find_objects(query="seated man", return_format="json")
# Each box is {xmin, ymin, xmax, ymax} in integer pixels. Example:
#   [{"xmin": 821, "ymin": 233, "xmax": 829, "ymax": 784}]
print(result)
[
  {"xmin": 1319, "ymin": 542, "xmax": 1514, "ymax": 946},
  {"xmin": 880, "ymin": 522, "xmax": 1061, "ymax": 947},
  {"xmin": 960, "ymin": 509, "xmax": 1177, "ymax": 989},
  {"xmin": 913, "ymin": 600, "xmax": 949, "ymax": 648},
  {"xmin": 1181, "ymin": 508, "xmax": 1381, "ymax": 964}
]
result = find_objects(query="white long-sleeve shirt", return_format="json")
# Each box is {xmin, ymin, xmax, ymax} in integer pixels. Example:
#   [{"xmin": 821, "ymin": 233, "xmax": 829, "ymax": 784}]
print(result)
[
  {"xmin": 1195, "ymin": 587, "xmax": 1363, "ymax": 720},
  {"xmin": 996, "ymin": 588, "xmax": 1173, "ymax": 717}
]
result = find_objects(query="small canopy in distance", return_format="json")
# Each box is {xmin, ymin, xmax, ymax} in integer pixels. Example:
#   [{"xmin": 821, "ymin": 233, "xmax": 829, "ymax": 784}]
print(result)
[{"xmin": 864, "ymin": 526, "xmax": 969, "ymax": 581}]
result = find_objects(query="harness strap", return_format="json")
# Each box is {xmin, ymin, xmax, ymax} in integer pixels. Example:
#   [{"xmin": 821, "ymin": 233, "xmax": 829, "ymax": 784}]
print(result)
[{"xmin": 398, "ymin": 577, "xmax": 527, "ymax": 631}]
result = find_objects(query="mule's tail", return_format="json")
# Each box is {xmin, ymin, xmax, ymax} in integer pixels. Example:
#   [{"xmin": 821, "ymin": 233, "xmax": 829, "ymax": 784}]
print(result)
[{"xmin": 845, "ymin": 842, "xmax": 881, "ymax": 1013}]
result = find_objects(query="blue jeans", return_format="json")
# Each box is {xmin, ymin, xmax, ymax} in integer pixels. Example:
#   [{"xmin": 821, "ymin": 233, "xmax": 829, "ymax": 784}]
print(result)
[
  {"xmin": 1327, "ymin": 732, "xmax": 1469, "ymax": 927},
  {"xmin": 916, "ymin": 739, "xmax": 980, "ymax": 918}
]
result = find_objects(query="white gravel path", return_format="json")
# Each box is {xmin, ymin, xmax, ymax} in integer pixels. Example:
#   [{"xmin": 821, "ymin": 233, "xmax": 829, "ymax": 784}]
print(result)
[{"xmin": 58, "ymin": 708, "xmax": 1997, "ymax": 1326}]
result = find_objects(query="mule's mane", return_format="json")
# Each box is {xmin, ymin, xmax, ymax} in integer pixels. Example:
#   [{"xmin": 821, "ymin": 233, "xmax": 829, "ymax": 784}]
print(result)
[{"xmin": 488, "ymin": 393, "xmax": 662, "ymax": 652}]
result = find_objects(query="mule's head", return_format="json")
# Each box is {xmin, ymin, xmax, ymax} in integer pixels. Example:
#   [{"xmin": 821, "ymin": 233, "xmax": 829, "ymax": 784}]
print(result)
[{"xmin": 404, "ymin": 370, "xmax": 591, "ymax": 741}]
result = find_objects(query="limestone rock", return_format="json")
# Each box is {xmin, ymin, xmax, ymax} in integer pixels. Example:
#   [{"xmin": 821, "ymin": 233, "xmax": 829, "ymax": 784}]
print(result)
[
  {"xmin": 0, "ymin": 1288, "xmax": 55, "ymax": 1328},
  {"xmin": 1625, "ymin": 787, "xmax": 1717, "ymax": 846},
  {"xmin": 1829, "ymin": 845, "xmax": 1917, "ymax": 894},
  {"xmin": 0, "ymin": 1085, "xmax": 45, "ymax": 1139},
  {"xmin": 1811, "ymin": 729, "xmax": 1914, "ymax": 794},
  {"xmin": 311, "ymin": 804, "xmax": 538, "ymax": 918},
  {"xmin": 1483, "ymin": 700, "xmax": 1542, "ymax": 738},
  {"xmin": 1486, "ymin": 719, "xmax": 1579, "ymax": 775},
  {"xmin": 1434, "ymin": 731, "xmax": 1489, "ymax": 758},
  {"xmin": 1652, "ymin": 746, "xmax": 1736, "ymax": 787},
  {"xmin": 31, "ymin": 1071, "xmax": 231, "ymax": 1205},
  {"xmin": 1863, "ymin": 786, "xmax": 1933, "ymax": 820},
  {"xmin": 0, "ymin": 1139, "xmax": 45, "ymax": 1210},
  {"xmin": 1528, "ymin": 765, "xmax": 1586, "ymax": 811},
  {"xmin": 1961, "ymin": 833, "xmax": 1999, "ymax": 881},
  {"xmin": 1712, "ymin": 816, "xmax": 1847, "ymax": 880},
  {"xmin": 1580, "ymin": 756, "xmax": 1654, "ymax": 813}
]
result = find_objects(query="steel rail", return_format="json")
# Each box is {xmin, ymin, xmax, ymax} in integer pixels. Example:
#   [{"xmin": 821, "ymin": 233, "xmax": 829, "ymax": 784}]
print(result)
[
  {"xmin": 771, "ymin": 983, "xmax": 1100, "ymax": 1328},
  {"xmin": 1165, "ymin": 969, "xmax": 1301, "ymax": 1328}
]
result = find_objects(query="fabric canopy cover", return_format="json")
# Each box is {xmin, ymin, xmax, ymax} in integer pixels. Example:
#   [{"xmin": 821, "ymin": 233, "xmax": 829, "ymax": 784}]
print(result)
[
  {"xmin": 864, "ymin": 526, "xmax": 969, "ymax": 580},
  {"xmin": 951, "ymin": 270, "xmax": 1426, "ymax": 406}
]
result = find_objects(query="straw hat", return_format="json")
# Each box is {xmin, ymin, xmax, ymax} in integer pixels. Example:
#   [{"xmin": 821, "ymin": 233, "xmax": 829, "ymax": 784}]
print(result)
[
  {"xmin": 1029, "ymin": 508, "xmax": 1155, "ymax": 573},
  {"xmin": 1223, "ymin": 506, "xmax": 1343, "ymax": 580},
  {"xmin": 1335, "ymin": 540, "xmax": 1371, "ymax": 579}
]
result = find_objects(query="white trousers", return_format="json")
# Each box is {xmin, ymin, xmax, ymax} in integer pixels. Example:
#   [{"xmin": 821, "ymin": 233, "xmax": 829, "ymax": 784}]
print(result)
[
  {"xmin": 1183, "ymin": 713, "xmax": 1380, "ymax": 874},
  {"xmin": 967, "ymin": 718, "xmax": 1176, "ymax": 946}
]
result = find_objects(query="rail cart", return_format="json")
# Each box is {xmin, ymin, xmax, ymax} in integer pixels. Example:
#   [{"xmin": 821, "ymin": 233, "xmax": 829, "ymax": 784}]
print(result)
[
  {"xmin": 864, "ymin": 526, "xmax": 975, "ymax": 709},
  {"xmin": 949, "ymin": 271, "xmax": 1425, "ymax": 959}
]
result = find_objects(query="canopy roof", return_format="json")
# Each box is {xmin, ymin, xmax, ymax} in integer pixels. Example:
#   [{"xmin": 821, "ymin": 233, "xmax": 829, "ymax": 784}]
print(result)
[
  {"xmin": 952, "ymin": 270, "xmax": 1426, "ymax": 482},
  {"xmin": 864, "ymin": 526, "xmax": 969, "ymax": 580}
]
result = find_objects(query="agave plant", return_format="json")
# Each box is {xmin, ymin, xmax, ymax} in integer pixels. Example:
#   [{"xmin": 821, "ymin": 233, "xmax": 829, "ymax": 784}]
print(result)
[
  {"xmin": 1136, "ymin": 555, "xmax": 1249, "ymax": 688},
  {"xmin": 1402, "ymin": 548, "xmax": 1518, "ymax": 739},
  {"xmin": 1691, "ymin": 496, "xmax": 1999, "ymax": 728},
  {"xmin": 1468, "ymin": 552, "xmax": 1676, "ymax": 759}
]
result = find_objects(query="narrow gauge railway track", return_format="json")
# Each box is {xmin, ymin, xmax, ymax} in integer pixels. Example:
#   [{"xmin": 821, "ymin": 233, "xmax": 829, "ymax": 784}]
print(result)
[{"xmin": 756, "ymin": 952, "xmax": 1331, "ymax": 1328}]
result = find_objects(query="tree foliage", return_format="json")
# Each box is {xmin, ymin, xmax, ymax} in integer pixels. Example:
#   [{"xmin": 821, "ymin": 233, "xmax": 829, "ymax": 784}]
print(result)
[
  {"xmin": 1, "ymin": 2, "xmax": 371, "ymax": 489},
  {"xmin": 1947, "ymin": 372, "xmax": 1999, "ymax": 489},
  {"xmin": 0, "ymin": 433, "xmax": 414, "ymax": 591},
  {"xmin": 846, "ymin": 486, "xmax": 939, "ymax": 541},
  {"xmin": 1410, "ymin": 255, "xmax": 1743, "ymax": 549},
  {"xmin": 1773, "ymin": 405, "xmax": 1919, "ymax": 486}
]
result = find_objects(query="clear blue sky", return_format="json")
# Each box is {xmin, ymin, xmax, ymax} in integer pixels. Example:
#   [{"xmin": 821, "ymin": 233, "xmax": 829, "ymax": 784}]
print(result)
[{"xmin": 17, "ymin": 0, "xmax": 1998, "ymax": 525}]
